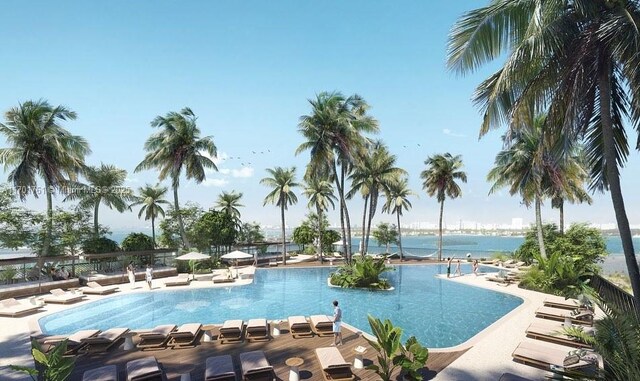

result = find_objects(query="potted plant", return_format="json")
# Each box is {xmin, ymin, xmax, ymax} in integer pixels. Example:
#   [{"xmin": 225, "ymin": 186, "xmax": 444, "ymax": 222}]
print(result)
[{"xmin": 10, "ymin": 339, "xmax": 75, "ymax": 381}]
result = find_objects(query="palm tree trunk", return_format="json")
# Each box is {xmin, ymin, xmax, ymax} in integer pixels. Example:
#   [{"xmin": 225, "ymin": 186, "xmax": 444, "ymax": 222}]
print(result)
[
  {"xmin": 535, "ymin": 193, "xmax": 547, "ymax": 259},
  {"xmin": 93, "ymin": 200, "xmax": 100, "ymax": 237},
  {"xmin": 342, "ymin": 166, "xmax": 353, "ymax": 261},
  {"xmin": 151, "ymin": 214, "xmax": 156, "ymax": 249},
  {"xmin": 361, "ymin": 195, "xmax": 368, "ymax": 253},
  {"xmin": 559, "ymin": 199, "xmax": 564, "ymax": 235},
  {"xmin": 438, "ymin": 200, "xmax": 444, "ymax": 261},
  {"xmin": 599, "ymin": 67, "xmax": 640, "ymax": 309},
  {"xmin": 333, "ymin": 162, "xmax": 348, "ymax": 263},
  {"xmin": 317, "ymin": 205, "xmax": 324, "ymax": 263},
  {"xmin": 173, "ymin": 184, "xmax": 190, "ymax": 248},
  {"xmin": 397, "ymin": 211, "xmax": 403, "ymax": 262},
  {"xmin": 365, "ymin": 189, "xmax": 378, "ymax": 255},
  {"xmin": 280, "ymin": 203, "xmax": 287, "ymax": 265},
  {"xmin": 42, "ymin": 177, "xmax": 53, "ymax": 259}
]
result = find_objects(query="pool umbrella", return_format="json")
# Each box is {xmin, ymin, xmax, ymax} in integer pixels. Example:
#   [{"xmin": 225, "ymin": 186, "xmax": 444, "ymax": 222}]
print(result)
[
  {"xmin": 175, "ymin": 251, "xmax": 211, "ymax": 280},
  {"xmin": 220, "ymin": 250, "xmax": 253, "ymax": 266}
]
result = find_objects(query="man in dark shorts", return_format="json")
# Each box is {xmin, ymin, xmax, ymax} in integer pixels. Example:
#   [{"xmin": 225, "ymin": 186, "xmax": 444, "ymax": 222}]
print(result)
[{"xmin": 446, "ymin": 257, "xmax": 453, "ymax": 278}]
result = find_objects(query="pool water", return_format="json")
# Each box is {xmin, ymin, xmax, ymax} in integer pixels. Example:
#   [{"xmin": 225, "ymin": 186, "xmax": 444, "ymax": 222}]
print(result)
[{"xmin": 39, "ymin": 265, "xmax": 522, "ymax": 348}]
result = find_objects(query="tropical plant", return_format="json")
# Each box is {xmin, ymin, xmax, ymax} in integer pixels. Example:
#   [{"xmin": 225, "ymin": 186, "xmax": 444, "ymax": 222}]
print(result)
[
  {"xmin": 292, "ymin": 223, "xmax": 315, "ymax": 250},
  {"xmin": 349, "ymin": 141, "xmax": 405, "ymax": 254},
  {"xmin": 372, "ymin": 223, "xmax": 399, "ymax": 254},
  {"xmin": 237, "ymin": 222, "xmax": 265, "ymax": 246},
  {"xmin": 121, "ymin": 233, "xmax": 154, "ymax": 252},
  {"xmin": 302, "ymin": 177, "xmax": 336, "ymax": 262},
  {"xmin": 157, "ymin": 202, "xmax": 203, "ymax": 249},
  {"xmin": 447, "ymin": 0, "xmax": 640, "ymax": 310},
  {"xmin": 420, "ymin": 153, "xmax": 467, "ymax": 261},
  {"xmin": 261, "ymin": 166, "xmax": 299, "ymax": 265},
  {"xmin": 189, "ymin": 210, "xmax": 238, "ymax": 254},
  {"xmin": 382, "ymin": 176, "xmax": 413, "ymax": 261},
  {"xmin": 297, "ymin": 91, "xmax": 379, "ymax": 262},
  {"xmin": 135, "ymin": 107, "xmax": 218, "ymax": 249},
  {"xmin": 365, "ymin": 315, "xmax": 429, "ymax": 381},
  {"xmin": 63, "ymin": 163, "xmax": 133, "ymax": 236},
  {"xmin": 10, "ymin": 339, "xmax": 75, "ymax": 381},
  {"xmin": 81, "ymin": 237, "xmax": 119, "ymax": 254},
  {"xmin": 329, "ymin": 255, "xmax": 393, "ymax": 290},
  {"xmin": 130, "ymin": 184, "xmax": 170, "ymax": 248},
  {"xmin": 0, "ymin": 100, "xmax": 90, "ymax": 263},
  {"xmin": 215, "ymin": 190, "xmax": 244, "ymax": 222},
  {"xmin": 0, "ymin": 185, "xmax": 40, "ymax": 250}
]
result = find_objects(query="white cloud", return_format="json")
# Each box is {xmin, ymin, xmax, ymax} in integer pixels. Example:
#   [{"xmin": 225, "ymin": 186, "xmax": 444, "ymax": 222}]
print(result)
[
  {"xmin": 201, "ymin": 178, "xmax": 229, "ymax": 187},
  {"xmin": 231, "ymin": 167, "xmax": 254, "ymax": 178},
  {"xmin": 125, "ymin": 177, "xmax": 139, "ymax": 183},
  {"xmin": 443, "ymin": 129, "xmax": 467, "ymax": 138},
  {"xmin": 219, "ymin": 168, "xmax": 231, "ymax": 175}
]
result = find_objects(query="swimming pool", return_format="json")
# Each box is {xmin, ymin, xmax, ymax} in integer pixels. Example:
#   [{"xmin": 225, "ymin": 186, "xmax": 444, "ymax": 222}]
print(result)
[{"xmin": 39, "ymin": 265, "xmax": 522, "ymax": 348}]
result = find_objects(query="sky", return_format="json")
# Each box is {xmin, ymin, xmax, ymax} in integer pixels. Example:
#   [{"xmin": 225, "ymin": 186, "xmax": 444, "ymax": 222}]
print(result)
[{"xmin": 1, "ymin": 0, "xmax": 639, "ymax": 234}]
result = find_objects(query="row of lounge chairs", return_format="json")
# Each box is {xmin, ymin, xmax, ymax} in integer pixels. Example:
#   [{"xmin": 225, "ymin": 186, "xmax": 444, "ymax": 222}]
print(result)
[
  {"xmin": 511, "ymin": 296, "xmax": 599, "ymax": 376},
  {"xmin": 83, "ymin": 346, "xmax": 355, "ymax": 381},
  {"xmin": 36, "ymin": 327, "xmax": 131, "ymax": 355}
]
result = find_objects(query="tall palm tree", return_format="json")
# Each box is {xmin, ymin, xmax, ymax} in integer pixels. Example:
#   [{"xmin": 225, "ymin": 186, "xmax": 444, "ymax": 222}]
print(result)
[
  {"xmin": 303, "ymin": 176, "xmax": 336, "ymax": 262},
  {"xmin": 420, "ymin": 153, "xmax": 467, "ymax": 261},
  {"xmin": 135, "ymin": 107, "xmax": 217, "ymax": 249},
  {"xmin": 215, "ymin": 191, "xmax": 244, "ymax": 221},
  {"xmin": 0, "ymin": 100, "xmax": 89, "ymax": 261},
  {"xmin": 130, "ymin": 184, "xmax": 170, "ymax": 248},
  {"xmin": 296, "ymin": 91, "xmax": 378, "ymax": 262},
  {"xmin": 64, "ymin": 163, "xmax": 133, "ymax": 236},
  {"xmin": 348, "ymin": 141, "xmax": 405, "ymax": 254},
  {"xmin": 261, "ymin": 167, "xmax": 299, "ymax": 265},
  {"xmin": 382, "ymin": 176, "xmax": 413, "ymax": 261},
  {"xmin": 447, "ymin": 0, "xmax": 640, "ymax": 310}
]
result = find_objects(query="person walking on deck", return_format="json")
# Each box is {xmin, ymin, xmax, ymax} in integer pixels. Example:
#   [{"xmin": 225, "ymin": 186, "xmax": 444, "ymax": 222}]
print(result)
[{"xmin": 332, "ymin": 300, "xmax": 343, "ymax": 346}]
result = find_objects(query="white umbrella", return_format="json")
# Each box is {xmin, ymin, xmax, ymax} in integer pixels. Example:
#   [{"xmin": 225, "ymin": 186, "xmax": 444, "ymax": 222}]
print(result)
[
  {"xmin": 220, "ymin": 250, "xmax": 254, "ymax": 268},
  {"xmin": 175, "ymin": 251, "xmax": 211, "ymax": 280},
  {"xmin": 332, "ymin": 240, "xmax": 344, "ymax": 246}
]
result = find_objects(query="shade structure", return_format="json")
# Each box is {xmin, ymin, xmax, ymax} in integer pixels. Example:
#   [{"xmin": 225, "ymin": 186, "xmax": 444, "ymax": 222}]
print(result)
[
  {"xmin": 220, "ymin": 250, "xmax": 253, "ymax": 260},
  {"xmin": 332, "ymin": 240, "xmax": 344, "ymax": 246},
  {"xmin": 175, "ymin": 251, "xmax": 211, "ymax": 280}
]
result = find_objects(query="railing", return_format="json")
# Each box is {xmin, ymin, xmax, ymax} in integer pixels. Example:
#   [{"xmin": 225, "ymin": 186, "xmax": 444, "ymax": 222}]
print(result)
[{"xmin": 590, "ymin": 274, "xmax": 638, "ymax": 317}]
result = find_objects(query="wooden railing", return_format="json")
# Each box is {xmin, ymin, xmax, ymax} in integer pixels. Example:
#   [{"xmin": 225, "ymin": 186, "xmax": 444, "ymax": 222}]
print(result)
[{"xmin": 590, "ymin": 274, "xmax": 638, "ymax": 317}]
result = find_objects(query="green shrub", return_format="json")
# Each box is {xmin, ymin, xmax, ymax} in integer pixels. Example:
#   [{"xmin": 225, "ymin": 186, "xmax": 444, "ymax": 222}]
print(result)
[
  {"xmin": 10, "ymin": 339, "xmax": 75, "ymax": 381},
  {"xmin": 330, "ymin": 256, "xmax": 394, "ymax": 290},
  {"xmin": 0, "ymin": 267, "xmax": 17, "ymax": 284},
  {"xmin": 81, "ymin": 237, "xmax": 119, "ymax": 254},
  {"xmin": 121, "ymin": 233, "xmax": 154, "ymax": 252}
]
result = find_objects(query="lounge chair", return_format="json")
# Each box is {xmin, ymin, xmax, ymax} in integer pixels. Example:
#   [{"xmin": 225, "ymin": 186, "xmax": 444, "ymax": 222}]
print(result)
[
  {"xmin": 535, "ymin": 306, "xmax": 594, "ymax": 326},
  {"xmin": 80, "ymin": 281, "xmax": 120, "ymax": 295},
  {"xmin": 80, "ymin": 327, "xmax": 130, "ymax": 353},
  {"xmin": 268, "ymin": 259, "xmax": 278, "ymax": 267},
  {"xmin": 219, "ymin": 319, "xmax": 244, "ymax": 343},
  {"xmin": 245, "ymin": 318, "xmax": 269, "ymax": 342},
  {"xmin": 168, "ymin": 323, "xmax": 202, "ymax": 348},
  {"xmin": 288, "ymin": 315, "xmax": 313, "ymax": 338},
  {"xmin": 42, "ymin": 288, "xmax": 85, "ymax": 304},
  {"xmin": 309, "ymin": 315, "xmax": 334, "ymax": 337},
  {"xmin": 127, "ymin": 356, "xmax": 164, "ymax": 381},
  {"xmin": 83, "ymin": 364, "xmax": 118, "ymax": 381},
  {"xmin": 525, "ymin": 319, "xmax": 593, "ymax": 348},
  {"xmin": 315, "ymin": 346, "xmax": 355, "ymax": 381},
  {"xmin": 41, "ymin": 329, "xmax": 100, "ymax": 355},
  {"xmin": 205, "ymin": 354, "xmax": 238, "ymax": 381},
  {"xmin": 0, "ymin": 298, "xmax": 43, "ymax": 317},
  {"xmin": 164, "ymin": 273, "xmax": 191, "ymax": 287},
  {"xmin": 479, "ymin": 259, "xmax": 499, "ymax": 265},
  {"xmin": 512, "ymin": 339, "xmax": 599, "ymax": 372},
  {"xmin": 485, "ymin": 274, "xmax": 512, "ymax": 285},
  {"xmin": 137, "ymin": 324, "xmax": 177, "ymax": 350},
  {"xmin": 239, "ymin": 350, "xmax": 275, "ymax": 381},
  {"xmin": 505, "ymin": 261, "xmax": 525, "ymax": 268},
  {"xmin": 543, "ymin": 295, "xmax": 583, "ymax": 310}
]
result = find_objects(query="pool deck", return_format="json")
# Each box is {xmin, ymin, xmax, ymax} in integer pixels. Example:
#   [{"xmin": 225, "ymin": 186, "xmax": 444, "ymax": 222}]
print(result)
[{"xmin": 0, "ymin": 259, "xmax": 574, "ymax": 380}]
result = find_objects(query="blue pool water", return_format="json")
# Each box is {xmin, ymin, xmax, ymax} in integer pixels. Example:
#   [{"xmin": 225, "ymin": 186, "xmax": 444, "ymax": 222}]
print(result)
[{"xmin": 39, "ymin": 265, "xmax": 522, "ymax": 348}]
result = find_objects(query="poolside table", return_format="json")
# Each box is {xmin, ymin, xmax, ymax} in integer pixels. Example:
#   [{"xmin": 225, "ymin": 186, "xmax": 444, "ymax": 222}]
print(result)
[{"xmin": 285, "ymin": 357, "xmax": 304, "ymax": 381}]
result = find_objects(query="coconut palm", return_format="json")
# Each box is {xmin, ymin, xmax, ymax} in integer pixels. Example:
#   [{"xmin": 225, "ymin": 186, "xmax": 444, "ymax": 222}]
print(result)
[
  {"xmin": 382, "ymin": 176, "xmax": 413, "ymax": 261},
  {"xmin": 215, "ymin": 191, "xmax": 244, "ymax": 222},
  {"xmin": 64, "ymin": 163, "xmax": 134, "ymax": 236},
  {"xmin": 420, "ymin": 153, "xmax": 467, "ymax": 261},
  {"xmin": 348, "ymin": 141, "xmax": 405, "ymax": 254},
  {"xmin": 130, "ymin": 184, "xmax": 170, "ymax": 248},
  {"xmin": 303, "ymin": 176, "xmax": 337, "ymax": 262},
  {"xmin": 261, "ymin": 167, "xmax": 299, "ymax": 265},
  {"xmin": 296, "ymin": 91, "xmax": 378, "ymax": 262},
  {"xmin": 135, "ymin": 107, "xmax": 217, "ymax": 249},
  {"xmin": 447, "ymin": 0, "xmax": 640, "ymax": 309},
  {"xmin": 0, "ymin": 100, "xmax": 89, "ymax": 260}
]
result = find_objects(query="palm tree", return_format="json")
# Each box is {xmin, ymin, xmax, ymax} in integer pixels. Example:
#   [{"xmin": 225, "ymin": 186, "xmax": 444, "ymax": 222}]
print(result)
[
  {"xmin": 420, "ymin": 153, "xmax": 467, "ymax": 261},
  {"xmin": 261, "ymin": 167, "xmax": 299, "ymax": 265},
  {"xmin": 303, "ymin": 176, "xmax": 336, "ymax": 262},
  {"xmin": 447, "ymin": 0, "xmax": 640, "ymax": 310},
  {"xmin": 64, "ymin": 163, "xmax": 133, "ymax": 236},
  {"xmin": 296, "ymin": 91, "xmax": 378, "ymax": 262},
  {"xmin": 130, "ymin": 184, "xmax": 170, "ymax": 248},
  {"xmin": 348, "ymin": 141, "xmax": 405, "ymax": 254},
  {"xmin": 382, "ymin": 176, "xmax": 413, "ymax": 261},
  {"xmin": 0, "ymin": 100, "xmax": 89, "ymax": 261},
  {"xmin": 135, "ymin": 107, "xmax": 217, "ymax": 249},
  {"xmin": 215, "ymin": 191, "xmax": 244, "ymax": 221}
]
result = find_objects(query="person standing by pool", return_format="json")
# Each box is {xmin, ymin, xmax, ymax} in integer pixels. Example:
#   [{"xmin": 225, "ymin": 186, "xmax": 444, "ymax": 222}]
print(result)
[
  {"xmin": 446, "ymin": 257, "xmax": 453, "ymax": 278},
  {"xmin": 472, "ymin": 259, "xmax": 479, "ymax": 276},
  {"xmin": 145, "ymin": 264, "xmax": 153, "ymax": 290},
  {"xmin": 332, "ymin": 300, "xmax": 343, "ymax": 346},
  {"xmin": 127, "ymin": 261, "xmax": 136, "ymax": 288},
  {"xmin": 455, "ymin": 259, "xmax": 462, "ymax": 277}
]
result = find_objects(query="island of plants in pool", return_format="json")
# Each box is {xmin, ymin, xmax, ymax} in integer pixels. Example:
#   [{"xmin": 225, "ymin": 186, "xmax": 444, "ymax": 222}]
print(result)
[{"xmin": 329, "ymin": 256, "xmax": 394, "ymax": 290}]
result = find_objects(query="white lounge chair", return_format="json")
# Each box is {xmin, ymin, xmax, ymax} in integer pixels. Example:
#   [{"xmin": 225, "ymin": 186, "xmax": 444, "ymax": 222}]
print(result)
[
  {"xmin": 219, "ymin": 320, "xmax": 244, "ymax": 343},
  {"xmin": 80, "ymin": 281, "xmax": 119, "ymax": 295},
  {"xmin": 0, "ymin": 298, "xmax": 43, "ymax": 317},
  {"xmin": 288, "ymin": 316, "xmax": 313, "ymax": 338},
  {"xmin": 81, "ymin": 327, "xmax": 130, "ymax": 353},
  {"xmin": 309, "ymin": 315, "xmax": 334, "ymax": 337},
  {"xmin": 164, "ymin": 273, "xmax": 191, "ymax": 287},
  {"xmin": 315, "ymin": 346, "xmax": 355, "ymax": 381},
  {"xmin": 168, "ymin": 323, "xmax": 202, "ymax": 348},
  {"xmin": 42, "ymin": 288, "xmax": 85, "ymax": 304},
  {"xmin": 245, "ymin": 318, "xmax": 269, "ymax": 342},
  {"xmin": 239, "ymin": 350, "xmax": 274, "ymax": 381},
  {"xmin": 137, "ymin": 324, "xmax": 177, "ymax": 350}
]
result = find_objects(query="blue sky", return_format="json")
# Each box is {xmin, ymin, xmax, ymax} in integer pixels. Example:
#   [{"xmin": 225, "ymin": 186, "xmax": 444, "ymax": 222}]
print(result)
[{"xmin": 2, "ymin": 1, "xmax": 639, "ymax": 232}]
